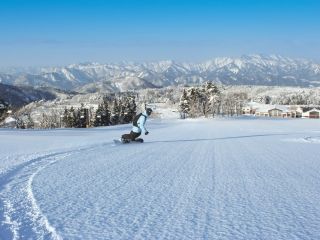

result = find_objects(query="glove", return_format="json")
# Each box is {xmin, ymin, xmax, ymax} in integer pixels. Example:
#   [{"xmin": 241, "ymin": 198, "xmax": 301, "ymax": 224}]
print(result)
[{"xmin": 145, "ymin": 131, "xmax": 149, "ymax": 135}]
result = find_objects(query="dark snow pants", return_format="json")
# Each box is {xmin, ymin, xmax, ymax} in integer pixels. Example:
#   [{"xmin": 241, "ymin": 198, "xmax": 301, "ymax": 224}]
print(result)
[{"xmin": 122, "ymin": 131, "xmax": 141, "ymax": 141}]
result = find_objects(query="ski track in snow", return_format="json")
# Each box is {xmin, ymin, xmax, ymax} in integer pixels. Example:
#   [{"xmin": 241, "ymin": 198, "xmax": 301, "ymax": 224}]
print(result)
[
  {"xmin": 282, "ymin": 135, "xmax": 320, "ymax": 144},
  {"xmin": 1, "ymin": 119, "xmax": 320, "ymax": 239},
  {"xmin": 0, "ymin": 152, "xmax": 66, "ymax": 240},
  {"xmin": 0, "ymin": 143, "xmax": 115, "ymax": 240}
]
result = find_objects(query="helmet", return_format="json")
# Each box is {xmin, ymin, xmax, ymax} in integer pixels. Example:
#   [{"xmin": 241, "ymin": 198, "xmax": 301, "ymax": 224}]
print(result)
[{"xmin": 146, "ymin": 108, "xmax": 153, "ymax": 116}]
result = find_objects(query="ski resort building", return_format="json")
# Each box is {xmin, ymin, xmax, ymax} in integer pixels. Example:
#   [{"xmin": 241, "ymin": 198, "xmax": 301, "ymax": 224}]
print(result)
[
  {"xmin": 302, "ymin": 108, "xmax": 320, "ymax": 119},
  {"xmin": 254, "ymin": 105, "xmax": 287, "ymax": 118},
  {"xmin": 244, "ymin": 102, "xmax": 317, "ymax": 118},
  {"xmin": 268, "ymin": 107, "xmax": 285, "ymax": 117},
  {"xmin": 242, "ymin": 106, "xmax": 256, "ymax": 115},
  {"xmin": 254, "ymin": 106, "xmax": 273, "ymax": 117},
  {"xmin": 286, "ymin": 106, "xmax": 303, "ymax": 118}
]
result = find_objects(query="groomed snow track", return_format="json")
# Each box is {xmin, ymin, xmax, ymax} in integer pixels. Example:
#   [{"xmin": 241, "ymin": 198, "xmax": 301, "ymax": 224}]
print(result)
[{"xmin": 1, "ymin": 119, "xmax": 320, "ymax": 239}]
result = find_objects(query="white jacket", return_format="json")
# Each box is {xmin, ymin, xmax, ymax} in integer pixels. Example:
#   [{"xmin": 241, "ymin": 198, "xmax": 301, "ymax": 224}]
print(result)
[{"xmin": 132, "ymin": 111, "xmax": 148, "ymax": 133}]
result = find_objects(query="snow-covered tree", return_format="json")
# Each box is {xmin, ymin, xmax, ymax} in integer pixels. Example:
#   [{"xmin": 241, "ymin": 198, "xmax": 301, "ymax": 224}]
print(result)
[
  {"xmin": 179, "ymin": 82, "xmax": 221, "ymax": 118},
  {"xmin": 62, "ymin": 107, "xmax": 77, "ymax": 128},
  {"xmin": 121, "ymin": 96, "xmax": 137, "ymax": 124},
  {"xmin": 16, "ymin": 113, "xmax": 34, "ymax": 129},
  {"xmin": 255, "ymin": 95, "xmax": 271, "ymax": 104},
  {"xmin": 40, "ymin": 112, "xmax": 61, "ymax": 129},
  {"xmin": 0, "ymin": 99, "xmax": 9, "ymax": 122},
  {"xmin": 94, "ymin": 98, "xmax": 111, "ymax": 127},
  {"xmin": 202, "ymin": 82, "xmax": 220, "ymax": 117},
  {"xmin": 187, "ymin": 87, "xmax": 201, "ymax": 118},
  {"xmin": 76, "ymin": 104, "xmax": 89, "ymax": 128},
  {"xmin": 110, "ymin": 98, "xmax": 121, "ymax": 125},
  {"xmin": 94, "ymin": 104, "xmax": 104, "ymax": 127},
  {"xmin": 179, "ymin": 89, "xmax": 190, "ymax": 119}
]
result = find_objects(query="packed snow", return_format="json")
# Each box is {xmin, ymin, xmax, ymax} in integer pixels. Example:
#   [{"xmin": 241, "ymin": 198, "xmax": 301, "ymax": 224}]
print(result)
[{"xmin": 1, "ymin": 117, "xmax": 320, "ymax": 239}]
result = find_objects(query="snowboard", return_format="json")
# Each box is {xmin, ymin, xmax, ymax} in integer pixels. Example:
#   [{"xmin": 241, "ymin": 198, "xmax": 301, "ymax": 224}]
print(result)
[{"xmin": 113, "ymin": 138, "xmax": 144, "ymax": 145}]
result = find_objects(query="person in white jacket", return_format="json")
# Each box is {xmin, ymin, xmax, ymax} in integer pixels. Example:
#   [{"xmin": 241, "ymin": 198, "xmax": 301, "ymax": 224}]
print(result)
[{"xmin": 121, "ymin": 108, "xmax": 153, "ymax": 143}]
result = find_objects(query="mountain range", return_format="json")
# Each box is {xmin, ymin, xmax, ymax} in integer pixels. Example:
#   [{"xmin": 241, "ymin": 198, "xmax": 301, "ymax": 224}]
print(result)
[{"xmin": 1, "ymin": 54, "xmax": 320, "ymax": 93}]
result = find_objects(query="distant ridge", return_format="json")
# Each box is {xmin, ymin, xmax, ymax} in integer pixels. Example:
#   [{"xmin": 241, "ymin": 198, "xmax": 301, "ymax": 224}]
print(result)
[
  {"xmin": 1, "ymin": 54, "xmax": 320, "ymax": 92},
  {"xmin": 0, "ymin": 83, "xmax": 66, "ymax": 108}
]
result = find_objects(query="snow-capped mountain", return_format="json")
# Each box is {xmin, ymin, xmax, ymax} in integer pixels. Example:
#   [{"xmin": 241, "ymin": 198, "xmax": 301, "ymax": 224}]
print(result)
[{"xmin": 1, "ymin": 54, "xmax": 320, "ymax": 92}]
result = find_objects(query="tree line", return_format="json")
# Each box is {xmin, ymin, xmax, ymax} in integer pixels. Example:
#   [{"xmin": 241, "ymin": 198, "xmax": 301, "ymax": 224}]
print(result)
[
  {"xmin": 179, "ymin": 82, "xmax": 248, "ymax": 118},
  {"xmin": 60, "ymin": 95, "xmax": 137, "ymax": 128},
  {"xmin": 12, "ymin": 94, "xmax": 137, "ymax": 129}
]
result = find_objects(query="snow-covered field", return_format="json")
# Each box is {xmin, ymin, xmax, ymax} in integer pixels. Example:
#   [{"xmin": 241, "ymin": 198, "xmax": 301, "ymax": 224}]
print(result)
[{"xmin": 1, "ymin": 117, "xmax": 320, "ymax": 240}]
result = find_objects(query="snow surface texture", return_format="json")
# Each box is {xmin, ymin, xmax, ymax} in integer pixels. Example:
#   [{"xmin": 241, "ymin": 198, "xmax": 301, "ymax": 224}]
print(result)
[{"xmin": 1, "ymin": 118, "xmax": 320, "ymax": 239}]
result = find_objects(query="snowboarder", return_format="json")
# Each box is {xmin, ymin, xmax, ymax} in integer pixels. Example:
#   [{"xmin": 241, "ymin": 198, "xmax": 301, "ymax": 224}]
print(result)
[{"xmin": 120, "ymin": 108, "xmax": 153, "ymax": 143}]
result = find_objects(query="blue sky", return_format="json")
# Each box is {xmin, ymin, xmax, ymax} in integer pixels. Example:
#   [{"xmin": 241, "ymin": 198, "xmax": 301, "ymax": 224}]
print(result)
[{"xmin": 0, "ymin": 0, "xmax": 319, "ymax": 67}]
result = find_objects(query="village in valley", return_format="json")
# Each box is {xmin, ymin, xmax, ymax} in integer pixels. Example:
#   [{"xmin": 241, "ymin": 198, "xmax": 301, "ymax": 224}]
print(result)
[{"xmin": 242, "ymin": 102, "xmax": 320, "ymax": 119}]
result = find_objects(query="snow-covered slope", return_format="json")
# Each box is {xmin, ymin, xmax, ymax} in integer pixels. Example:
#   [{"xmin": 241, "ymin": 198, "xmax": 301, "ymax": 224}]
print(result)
[
  {"xmin": 2, "ymin": 55, "xmax": 320, "ymax": 92},
  {"xmin": 1, "ymin": 118, "xmax": 320, "ymax": 239},
  {"xmin": 76, "ymin": 76, "xmax": 159, "ymax": 93}
]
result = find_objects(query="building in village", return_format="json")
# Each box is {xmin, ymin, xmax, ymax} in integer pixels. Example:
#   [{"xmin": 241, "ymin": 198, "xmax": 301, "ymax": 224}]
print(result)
[
  {"xmin": 268, "ymin": 107, "xmax": 284, "ymax": 117},
  {"xmin": 242, "ymin": 106, "xmax": 256, "ymax": 115},
  {"xmin": 302, "ymin": 108, "xmax": 320, "ymax": 119},
  {"xmin": 242, "ymin": 102, "xmax": 318, "ymax": 119}
]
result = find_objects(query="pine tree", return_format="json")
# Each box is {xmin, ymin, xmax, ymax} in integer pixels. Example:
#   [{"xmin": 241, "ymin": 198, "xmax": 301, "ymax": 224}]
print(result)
[
  {"xmin": 0, "ymin": 99, "xmax": 9, "ymax": 122},
  {"xmin": 200, "ymin": 82, "xmax": 219, "ymax": 117},
  {"xmin": 187, "ymin": 87, "xmax": 200, "ymax": 118},
  {"xmin": 128, "ymin": 96, "xmax": 137, "ymax": 122},
  {"xmin": 111, "ymin": 98, "xmax": 120, "ymax": 125},
  {"xmin": 101, "ymin": 97, "xmax": 111, "ymax": 126},
  {"xmin": 179, "ymin": 82, "xmax": 221, "ymax": 118},
  {"xmin": 122, "ymin": 96, "xmax": 137, "ymax": 123},
  {"xmin": 77, "ymin": 103, "xmax": 88, "ymax": 128},
  {"xmin": 62, "ymin": 108, "xmax": 69, "ymax": 128},
  {"xmin": 16, "ymin": 113, "xmax": 34, "ymax": 129},
  {"xmin": 206, "ymin": 82, "xmax": 221, "ymax": 117},
  {"xmin": 94, "ymin": 104, "xmax": 103, "ymax": 127},
  {"xmin": 179, "ymin": 89, "xmax": 189, "ymax": 119},
  {"xmin": 68, "ymin": 107, "xmax": 76, "ymax": 128},
  {"xmin": 25, "ymin": 114, "xmax": 34, "ymax": 129}
]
